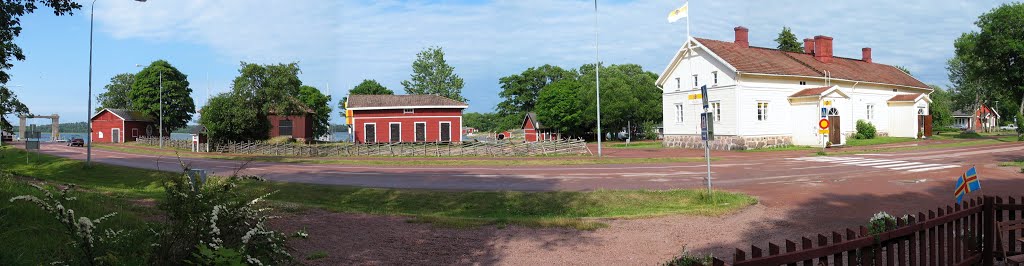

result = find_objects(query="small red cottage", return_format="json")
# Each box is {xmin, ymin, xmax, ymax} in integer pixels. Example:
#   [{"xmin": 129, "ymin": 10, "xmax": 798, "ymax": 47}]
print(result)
[
  {"xmin": 347, "ymin": 94, "xmax": 468, "ymax": 143},
  {"xmin": 90, "ymin": 108, "xmax": 156, "ymax": 143},
  {"xmin": 268, "ymin": 108, "xmax": 316, "ymax": 141},
  {"xmin": 522, "ymin": 112, "xmax": 559, "ymax": 142}
]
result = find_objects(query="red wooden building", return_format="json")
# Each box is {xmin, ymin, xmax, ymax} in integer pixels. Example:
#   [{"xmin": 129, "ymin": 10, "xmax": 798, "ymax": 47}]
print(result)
[
  {"xmin": 348, "ymin": 95, "xmax": 468, "ymax": 143},
  {"xmin": 522, "ymin": 112, "xmax": 560, "ymax": 142},
  {"xmin": 90, "ymin": 108, "xmax": 156, "ymax": 143},
  {"xmin": 268, "ymin": 110, "xmax": 316, "ymax": 141}
]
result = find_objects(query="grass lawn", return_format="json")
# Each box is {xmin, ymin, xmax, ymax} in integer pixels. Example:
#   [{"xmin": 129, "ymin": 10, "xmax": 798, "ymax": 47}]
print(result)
[
  {"xmin": 739, "ymin": 145, "xmax": 818, "ymax": 152},
  {"xmin": 604, "ymin": 141, "xmax": 664, "ymax": 149},
  {"xmin": 999, "ymin": 159, "xmax": 1024, "ymax": 168},
  {"xmin": 844, "ymin": 137, "xmax": 917, "ymax": 147},
  {"xmin": 94, "ymin": 143, "xmax": 710, "ymax": 166},
  {"xmin": 825, "ymin": 136, "xmax": 1019, "ymax": 156},
  {"xmin": 0, "ymin": 145, "xmax": 757, "ymax": 263}
]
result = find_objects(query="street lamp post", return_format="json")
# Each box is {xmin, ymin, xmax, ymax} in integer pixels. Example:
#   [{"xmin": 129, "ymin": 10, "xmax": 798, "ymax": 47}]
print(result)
[
  {"xmin": 159, "ymin": 71, "xmax": 163, "ymax": 148},
  {"xmin": 86, "ymin": 0, "xmax": 97, "ymax": 167}
]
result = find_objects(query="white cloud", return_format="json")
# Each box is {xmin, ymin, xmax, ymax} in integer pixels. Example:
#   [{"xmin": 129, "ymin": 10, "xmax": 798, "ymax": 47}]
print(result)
[{"xmin": 96, "ymin": 0, "xmax": 1013, "ymax": 112}]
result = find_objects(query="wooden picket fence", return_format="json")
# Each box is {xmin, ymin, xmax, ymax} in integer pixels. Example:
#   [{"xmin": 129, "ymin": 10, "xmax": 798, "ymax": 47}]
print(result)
[
  {"xmin": 212, "ymin": 139, "xmax": 592, "ymax": 157},
  {"xmin": 729, "ymin": 196, "xmax": 1024, "ymax": 266}
]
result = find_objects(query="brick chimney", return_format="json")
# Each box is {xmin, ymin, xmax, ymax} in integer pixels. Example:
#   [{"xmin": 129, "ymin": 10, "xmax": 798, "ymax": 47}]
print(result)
[
  {"xmin": 862, "ymin": 47, "xmax": 872, "ymax": 63},
  {"xmin": 813, "ymin": 35, "xmax": 833, "ymax": 63},
  {"xmin": 803, "ymin": 38, "xmax": 814, "ymax": 54},
  {"xmin": 734, "ymin": 26, "xmax": 749, "ymax": 48}
]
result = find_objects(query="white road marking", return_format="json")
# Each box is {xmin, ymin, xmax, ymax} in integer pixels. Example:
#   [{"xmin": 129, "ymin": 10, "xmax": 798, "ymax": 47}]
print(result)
[
  {"xmin": 787, "ymin": 156, "xmax": 958, "ymax": 173},
  {"xmin": 907, "ymin": 165, "xmax": 960, "ymax": 173}
]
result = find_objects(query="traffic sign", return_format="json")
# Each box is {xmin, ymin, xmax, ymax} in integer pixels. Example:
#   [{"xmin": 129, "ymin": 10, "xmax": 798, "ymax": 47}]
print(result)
[
  {"xmin": 819, "ymin": 129, "xmax": 830, "ymax": 134},
  {"xmin": 818, "ymin": 119, "xmax": 830, "ymax": 129}
]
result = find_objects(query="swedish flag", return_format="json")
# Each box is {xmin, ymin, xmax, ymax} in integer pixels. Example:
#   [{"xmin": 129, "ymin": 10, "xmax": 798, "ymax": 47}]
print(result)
[{"xmin": 954, "ymin": 167, "xmax": 980, "ymax": 204}]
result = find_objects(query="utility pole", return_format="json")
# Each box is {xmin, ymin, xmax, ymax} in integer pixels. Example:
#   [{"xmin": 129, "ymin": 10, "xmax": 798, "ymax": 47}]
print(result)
[
  {"xmin": 159, "ymin": 71, "xmax": 163, "ymax": 148},
  {"xmin": 86, "ymin": 0, "xmax": 97, "ymax": 167},
  {"xmin": 594, "ymin": 0, "xmax": 602, "ymax": 157}
]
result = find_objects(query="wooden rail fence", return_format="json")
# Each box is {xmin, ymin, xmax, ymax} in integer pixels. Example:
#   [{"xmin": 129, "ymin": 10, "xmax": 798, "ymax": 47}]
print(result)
[
  {"xmin": 211, "ymin": 139, "xmax": 592, "ymax": 157},
  {"xmin": 136, "ymin": 137, "xmax": 195, "ymax": 151},
  {"xmin": 729, "ymin": 196, "xmax": 1024, "ymax": 266}
]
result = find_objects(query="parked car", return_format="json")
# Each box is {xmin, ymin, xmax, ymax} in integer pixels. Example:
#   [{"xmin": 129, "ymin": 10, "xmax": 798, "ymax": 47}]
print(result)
[
  {"xmin": 954, "ymin": 124, "xmax": 969, "ymax": 130},
  {"xmin": 67, "ymin": 138, "xmax": 85, "ymax": 147},
  {"xmin": 1001, "ymin": 124, "xmax": 1019, "ymax": 131}
]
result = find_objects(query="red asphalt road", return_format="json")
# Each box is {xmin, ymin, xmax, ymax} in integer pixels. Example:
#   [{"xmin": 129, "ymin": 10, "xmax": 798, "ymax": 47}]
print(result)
[{"xmin": 29, "ymin": 142, "xmax": 1024, "ymax": 195}]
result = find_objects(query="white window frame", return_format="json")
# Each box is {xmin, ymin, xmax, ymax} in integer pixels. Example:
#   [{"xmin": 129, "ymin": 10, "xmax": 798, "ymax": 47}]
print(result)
[
  {"xmin": 692, "ymin": 74, "xmax": 698, "ymax": 87},
  {"xmin": 98, "ymin": 131, "xmax": 104, "ymax": 139},
  {"xmin": 439, "ymin": 121, "xmax": 452, "ymax": 142},
  {"xmin": 111, "ymin": 128, "xmax": 120, "ymax": 143},
  {"xmin": 712, "ymin": 71, "xmax": 718, "ymax": 85},
  {"xmin": 132, "ymin": 128, "xmax": 139, "ymax": 137},
  {"xmin": 866, "ymin": 104, "xmax": 875, "ymax": 120},
  {"xmin": 757, "ymin": 101, "xmax": 769, "ymax": 121},
  {"xmin": 675, "ymin": 77, "xmax": 680, "ymax": 90},
  {"xmin": 389, "ymin": 122, "xmax": 402, "ymax": 143},
  {"xmin": 414, "ymin": 122, "xmax": 426, "ymax": 142},
  {"xmin": 710, "ymin": 101, "xmax": 721, "ymax": 123},
  {"xmin": 363, "ymin": 123, "xmax": 376, "ymax": 144},
  {"xmin": 403, "ymin": 109, "xmax": 415, "ymax": 114},
  {"xmin": 674, "ymin": 103, "xmax": 685, "ymax": 123}
]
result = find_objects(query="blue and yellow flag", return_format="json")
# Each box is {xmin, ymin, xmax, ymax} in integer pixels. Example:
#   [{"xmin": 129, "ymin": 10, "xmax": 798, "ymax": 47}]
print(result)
[{"xmin": 954, "ymin": 167, "xmax": 980, "ymax": 204}]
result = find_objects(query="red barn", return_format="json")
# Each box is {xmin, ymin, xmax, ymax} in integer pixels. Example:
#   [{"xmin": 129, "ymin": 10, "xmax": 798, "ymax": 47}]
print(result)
[
  {"xmin": 522, "ymin": 112, "xmax": 560, "ymax": 142},
  {"xmin": 348, "ymin": 95, "xmax": 467, "ymax": 143},
  {"xmin": 90, "ymin": 108, "xmax": 156, "ymax": 143}
]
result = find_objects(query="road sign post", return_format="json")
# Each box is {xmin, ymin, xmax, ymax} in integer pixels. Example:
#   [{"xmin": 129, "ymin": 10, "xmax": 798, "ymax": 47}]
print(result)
[
  {"xmin": 819, "ymin": 118, "xmax": 830, "ymax": 152},
  {"xmin": 699, "ymin": 85, "xmax": 713, "ymax": 197}
]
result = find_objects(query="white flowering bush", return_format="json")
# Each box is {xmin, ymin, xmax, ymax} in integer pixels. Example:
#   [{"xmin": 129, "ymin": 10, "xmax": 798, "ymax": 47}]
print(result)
[
  {"xmin": 8, "ymin": 183, "xmax": 119, "ymax": 265},
  {"xmin": 150, "ymin": 171, "xmax": 291, "ymax": 265},
  {"xmin": 867, "ymin": 211, "xmax": 899, "ymax": 236}
]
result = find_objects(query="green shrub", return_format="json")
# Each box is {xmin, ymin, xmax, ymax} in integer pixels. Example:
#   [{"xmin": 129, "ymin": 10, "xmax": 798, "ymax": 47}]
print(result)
[
  {"xmin": 268, "ymin": 136, "xmax": 295, "ymax": 144},
  {"xmin": 641, "ymin": 120, "xmax": 660, "ymax": 141},
  {"xmin": 856, "ymin": 120, "xmax": 877, "ymax": 139},
  {"xmin": 663, "ymin": 248, "xmax": 713, "ymax": 266},
  {"xmin": 1016, "ymin": 112, "xmax": 1023, "ymax": 141}
]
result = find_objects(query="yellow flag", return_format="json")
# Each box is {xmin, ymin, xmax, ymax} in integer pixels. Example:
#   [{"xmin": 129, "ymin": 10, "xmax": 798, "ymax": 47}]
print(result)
[{"xmin": 667, "ymin": 2, "xmax": 688, "ymax": 23}]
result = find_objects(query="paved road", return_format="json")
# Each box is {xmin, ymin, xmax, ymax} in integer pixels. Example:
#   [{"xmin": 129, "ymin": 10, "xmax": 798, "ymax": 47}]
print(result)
[{"xmin": 31, "ymin": 142, "xmax": 1024, "ymax": 193}]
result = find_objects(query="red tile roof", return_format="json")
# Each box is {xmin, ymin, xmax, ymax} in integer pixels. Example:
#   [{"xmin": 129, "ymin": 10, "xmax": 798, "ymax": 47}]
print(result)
[
  {"xmin": 789, "ymin": 86, "xmax": 832, "ymax": 97},
  {"xmin": 888, "ymin": 93, "xmax": 923, "ymax": 102},
  {"xmin": 695, "ymin": 38, "xmax": 929, "ymax": 89}
]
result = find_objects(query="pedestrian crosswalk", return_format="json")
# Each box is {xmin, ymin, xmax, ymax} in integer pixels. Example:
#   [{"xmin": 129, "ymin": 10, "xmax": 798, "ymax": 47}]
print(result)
[{"xmin": 786, "ymin": 156, "xmax": 960, "ymax": 173}]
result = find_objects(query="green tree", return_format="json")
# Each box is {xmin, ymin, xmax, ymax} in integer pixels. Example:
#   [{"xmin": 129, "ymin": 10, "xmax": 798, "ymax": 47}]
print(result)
[
  {"xmin": 0, "ymin": 0, "xmax": 82, "ymax": 131},
  {"xmin": 928, "ymin": 85, "xmax": 954, "ymax": 128},
  {"xmin": 400, "ymin": 46, "xmax": 466, "ymax": 102},
  {"xmin": 340, "ymin": 79, "xmax": 393, "ymax": 118},
  {"xmin": 0, "ymin": 85, "xmax": 29, "ymax": 134},
  {"xmin": 298, "ymin": 85, "xmax": 332, "ymax": 138},
  {"xmin": 1, "ymin": 0, "xmax": 82, "ymax": 85},
  {"xmin": 199, "ymin": 93, "xmax": 268, "ymax": 142},
  {"xmin": 231, "ymin": 62, "xmax": 304, "ymax": 116},
  {"xmin": 536, "ymin": 79, "xmax": 588, "ymax": 137},
  {"xmin": 950, "ymin": 3, "xmax": 1024, "ymax": 118},
  {"xmin": 497, "ymin": 65, "xmax": 574, "ymax": 115},
  {"xmin": 129, "ymin": 60, "xmax": 196, "ymax": 135},
  {"xmin": 96, "ymin": 73, "xmax": 135, "ymax": 112},
  {"xmin": 895, "ymin": 65, "xmax": 912, "ymax": 75},
  {"xmin": 775, "ymin": 26, "xmax": 802, "ymax": 53}
]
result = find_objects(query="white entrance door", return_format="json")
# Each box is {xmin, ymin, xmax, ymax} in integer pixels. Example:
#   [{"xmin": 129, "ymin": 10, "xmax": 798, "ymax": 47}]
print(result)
[{"xmin": 111, "ymin": 128, "xmax": 120, "ymax": 143}]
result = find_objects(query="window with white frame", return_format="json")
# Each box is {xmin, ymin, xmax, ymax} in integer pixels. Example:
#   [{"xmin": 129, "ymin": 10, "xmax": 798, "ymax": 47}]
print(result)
[
  {"xmin": 710, "ymin": 102, "xmax": 721, "ymax": 123},
  {"xmin": 757, "ymin": 101, "xmax": 769, "ymax": 121},
  {"xmin": 132, "ymin": 128, "xmax": 139, "ymax": 137},
  {"xmin": 692, "ymin": 75, "xmax": 698, "ymax": 87},
  {"xmin": 675, "ymin": 104, "xmax": 684, "ymax": 123},
  {"xmin": 403, "ymin": 109, "xmax": 415, "ymax": 114},
  {"xmin": 866, "ymin": 104, "xmax": 875, "ymax": 120},
  {"xmin": 675, "ymin": 77, "xmax": 680, "ymax": 90},
  {"xmin": 712, "ymin": 71, "xmax": 718, "ymax": 85}
]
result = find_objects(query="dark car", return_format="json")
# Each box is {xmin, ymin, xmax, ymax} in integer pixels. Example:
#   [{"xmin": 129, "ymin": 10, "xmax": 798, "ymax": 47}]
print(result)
[{"xmin": 68, "ymin": 138, "xmax": 85, "ymax": 147}]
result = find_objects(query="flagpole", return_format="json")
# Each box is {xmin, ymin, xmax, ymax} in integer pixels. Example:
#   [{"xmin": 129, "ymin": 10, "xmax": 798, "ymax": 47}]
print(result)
[{"xmin": 594, "ymin": 0, "xmax": 602, "ymax": 157}]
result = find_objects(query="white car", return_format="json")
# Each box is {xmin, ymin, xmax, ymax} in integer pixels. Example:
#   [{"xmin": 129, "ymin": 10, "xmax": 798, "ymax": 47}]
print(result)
[{"xmin": 1001, "ymin": 124, "xmax": 1018, "ymax": 131}]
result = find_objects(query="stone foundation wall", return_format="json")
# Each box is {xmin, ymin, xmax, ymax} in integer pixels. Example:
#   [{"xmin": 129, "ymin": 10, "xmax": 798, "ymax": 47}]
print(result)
[{"xmin": 663, "ymin": 135, "xmax": 793, "ymax": 150}]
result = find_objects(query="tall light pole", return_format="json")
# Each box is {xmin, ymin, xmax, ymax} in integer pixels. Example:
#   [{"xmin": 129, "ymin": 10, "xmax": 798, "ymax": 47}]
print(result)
[
  {"xmin": 594, "ymin": 0, "xmax": 602, "ymax": 157},
  {"xmin": 159, "ymin": 70, "xmax": 163, "ymax": 148},
  {"xmin": 86, "ymin": 0, "xmax": 97, "ymax": 167}
]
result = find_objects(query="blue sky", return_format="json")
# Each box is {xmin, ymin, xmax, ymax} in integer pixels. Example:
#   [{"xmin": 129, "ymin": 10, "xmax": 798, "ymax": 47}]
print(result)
[{"xmin": 5, "ymin": 0, "xmax": 1011, "ymax": 125}]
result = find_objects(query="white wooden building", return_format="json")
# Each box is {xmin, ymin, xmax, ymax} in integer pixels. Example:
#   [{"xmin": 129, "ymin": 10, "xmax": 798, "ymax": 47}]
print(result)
[{"xmin": 658, "ymin": 26, "xmax": 933, "ymax": 150}]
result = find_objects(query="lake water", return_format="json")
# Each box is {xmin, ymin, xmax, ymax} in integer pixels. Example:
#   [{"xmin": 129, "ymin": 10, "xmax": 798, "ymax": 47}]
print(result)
[{"xmin": 12, "ymin": 132, "xmax": 352, "ymax": 143}]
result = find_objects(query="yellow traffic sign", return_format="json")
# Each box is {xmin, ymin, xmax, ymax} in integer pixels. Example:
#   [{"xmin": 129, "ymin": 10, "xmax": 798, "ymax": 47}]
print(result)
[
  {"xmin": 819, "ymin": 129, "xmax": 830, "ymax": 134},
  {"xmin": 818, "ymin": 119, "xmax": 830, "ymax": 129}
]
